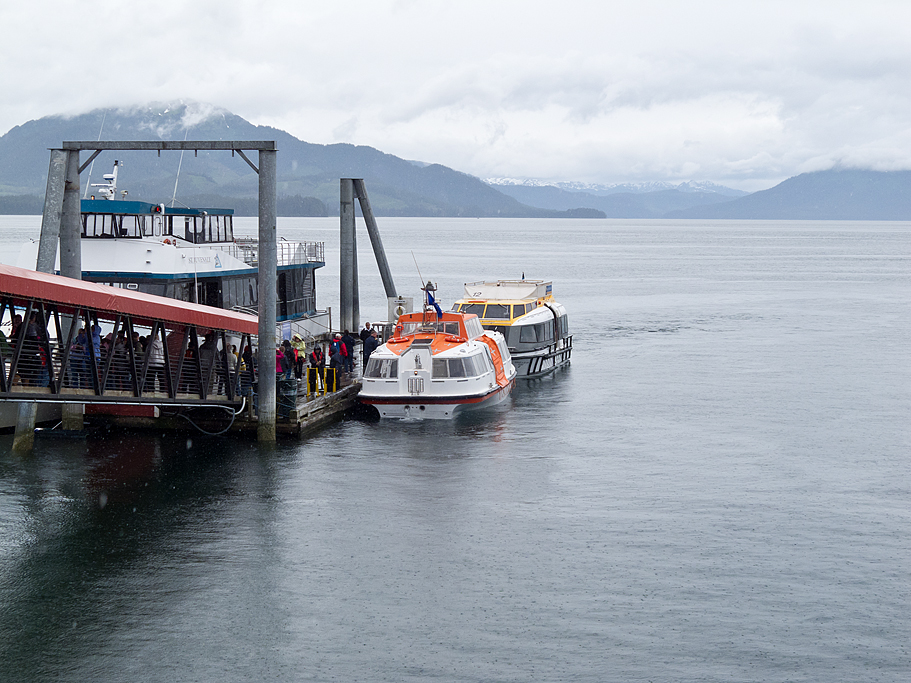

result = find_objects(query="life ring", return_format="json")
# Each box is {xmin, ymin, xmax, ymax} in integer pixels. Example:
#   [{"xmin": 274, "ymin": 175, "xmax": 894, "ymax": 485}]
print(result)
[{"xmin": 163, "ymin": 238, "xmax": 172, "ymax": 245}]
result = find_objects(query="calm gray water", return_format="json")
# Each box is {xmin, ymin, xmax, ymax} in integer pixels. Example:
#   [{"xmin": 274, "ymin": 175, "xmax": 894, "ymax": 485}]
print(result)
[{"xmin": 1, "ymin": 217, "xmax": 909, "ymax": 682}]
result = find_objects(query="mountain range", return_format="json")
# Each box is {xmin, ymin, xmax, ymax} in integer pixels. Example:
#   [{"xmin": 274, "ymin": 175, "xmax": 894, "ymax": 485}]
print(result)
[
  {"xmin": 486, "ymin": 182, "xmax": 745, "ymax": 219},
  {"xmin": 1, "ymin": 103, "xmax": 910, "ymax": 220},
  {"xmin": 664, "ymin": 169, "xmax": 911, "ymax": 220},
  {"xmin": 0, "ymin": 104, "xmax": 603, "ymax": 218}
]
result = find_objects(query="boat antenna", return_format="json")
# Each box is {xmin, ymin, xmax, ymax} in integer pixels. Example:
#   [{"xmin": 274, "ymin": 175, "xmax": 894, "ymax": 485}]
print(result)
[
  {"xmin": 169, "ymin": 128, "xmax": 190, "ymax": 207},
  {"xmin": 82, "ymin": 111, "xmax": 106, "ymax": 198},
  {"xmin": 411, "ymin": 251, "xmax": 425, "ymax": 290}
]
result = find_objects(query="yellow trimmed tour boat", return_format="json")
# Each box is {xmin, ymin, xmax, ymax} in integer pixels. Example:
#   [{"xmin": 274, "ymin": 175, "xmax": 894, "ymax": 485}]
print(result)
[
  {"xmin": 359, "ymin": 285, "xmax": 517, "ymax": 419},
  {"xmin": 452, "ymin": 279, "xmax": 571, "ymax": 378}
]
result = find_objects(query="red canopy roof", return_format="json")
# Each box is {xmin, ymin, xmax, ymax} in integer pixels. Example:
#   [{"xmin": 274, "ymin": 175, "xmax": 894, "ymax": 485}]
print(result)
[{"xmin": 0, "ymin": 263, "xmax": 258, "ymax": 334}]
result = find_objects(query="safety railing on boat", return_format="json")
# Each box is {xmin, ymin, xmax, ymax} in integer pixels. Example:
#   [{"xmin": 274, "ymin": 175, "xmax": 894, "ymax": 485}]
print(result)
[{"xmin": 204, "ymin": 239, "xmax": 325, "ymax": 267}]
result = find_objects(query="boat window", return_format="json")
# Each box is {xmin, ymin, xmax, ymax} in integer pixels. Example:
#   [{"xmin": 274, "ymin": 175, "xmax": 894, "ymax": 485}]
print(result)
[
  {"xmin": 83, "ymin": 213, "xmax": 125, "ymax": 238},
  {"xmin": 465, "ymin": 317, "xmax": 484, "ymax": 339},
  {"xmin": 484, "ymin": 304, "xmax": 510, "ymax": 320},
  {"xmin": 544, "ymin": 319, "xmax": 554, "ymax": 341},
  {"xmin": 462, "ymin": 304, "xmax": 485, "ymax": 317},
  {"xmin": 464, "ymin": 355, "xmax": 485, "ymax": 376},
  {"xmin": 206, "ymin": 214, "xmax": 232, "ymax": 243},
  {"xmin": 432, "ymin": 358, "xmax": 449, "ymax": 378},
  {"xmin": 520, "ymin": 324, "xmax": 538, "ymax": 343},
  {"xmin": 365, "ymin": 358, "xmax": 398, "ymax": 379},
  {"xmin": 400, "ymin": 321, "xmax": 460, "ymax": 336},
  {"xmin": 512, "ymin": 304, "xmax": 526, "ymax": 318},
  {"xmin": 482, "ymin": 352, "xmax": 494, "ymax": 372},
  {"xmin": 560, "ymin": 315, "xmax": 569, "ymax": 336},
  {"xmin": 447, "ymin": 358, "xmax": 466, "ymax": 378},
  {"xmin": 117, "ymin": 215, "xmax": 145, "ymax": 238}
]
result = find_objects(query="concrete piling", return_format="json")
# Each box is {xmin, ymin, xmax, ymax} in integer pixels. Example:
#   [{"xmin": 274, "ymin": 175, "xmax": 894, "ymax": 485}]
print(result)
[{"xmin": 257, "ymin": 149, "xmax": 278, "ymax": 443}]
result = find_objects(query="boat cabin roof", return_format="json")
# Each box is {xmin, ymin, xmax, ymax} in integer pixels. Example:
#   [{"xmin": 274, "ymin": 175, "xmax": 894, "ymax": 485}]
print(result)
[
  {"xmin": 462, "ymin": 279, "xmax": 552, "ymax": 301},
  {"xmin": 81, "ymin": 199, "xmax": 233, "ymax": 216}
]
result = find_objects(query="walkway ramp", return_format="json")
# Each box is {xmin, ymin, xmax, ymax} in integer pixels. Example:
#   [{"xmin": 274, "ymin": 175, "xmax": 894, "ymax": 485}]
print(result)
[{"xmin": 1, "ymin": 264, "xmax": 258, "ymax": 406}]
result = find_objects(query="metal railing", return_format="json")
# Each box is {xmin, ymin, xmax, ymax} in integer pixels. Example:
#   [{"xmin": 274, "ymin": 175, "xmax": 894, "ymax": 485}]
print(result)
[
  {"xmin": 205, "ymin": 239, "xmax": 325, "ymax": 267},
  {"xmin": 1, "ymin": 298, "xmax": 255, "ymax": 405}
]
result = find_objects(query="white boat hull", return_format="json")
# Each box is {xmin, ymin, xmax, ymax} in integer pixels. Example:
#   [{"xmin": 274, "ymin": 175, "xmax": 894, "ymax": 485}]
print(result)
[{"xmin": 361, "ymin": 379, "xmax": 514, "ymax": 419}]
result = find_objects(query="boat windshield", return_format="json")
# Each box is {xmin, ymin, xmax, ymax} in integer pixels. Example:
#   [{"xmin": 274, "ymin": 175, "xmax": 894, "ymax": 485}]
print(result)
[
  {"xmin": 83, "ymin": 213, "xmax": 147, "ymax": 238},
  {"xmin": 432, "ymin": 354, "xmax": 491, "ymax": 378},
  {"xmin": 400, "ymin": 321, "xmax": 461, "ymax": 336},
  {"xmin": 179, "ymin": 214, "xmax": 234, "ymax": 244},
  {"xmin": 459, "ymin": 304, "xmax": 485, "ymax": 317},
  {"xmin": 365, "ymin": 358, "xmax": 398, "ymax": 379},
  {"xmin": 484, "ymin": 304, "xmax": 511, "ymax": 319}
]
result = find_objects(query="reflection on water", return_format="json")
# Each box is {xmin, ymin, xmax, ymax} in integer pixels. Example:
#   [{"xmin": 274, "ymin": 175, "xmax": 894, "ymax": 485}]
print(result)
[
  {"xmin": 0, "ymin": 433, "xmax": 281, "ymax": 680},
  {"xmin": 1, "ymin": 218, "xmax": 910, "ymax": 682}
]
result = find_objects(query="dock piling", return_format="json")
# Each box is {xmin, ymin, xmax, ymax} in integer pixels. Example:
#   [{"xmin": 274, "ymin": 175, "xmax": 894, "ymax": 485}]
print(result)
[
  {"xmin": 257, "ymin": 149, "xmax": 278, "ymax": 443},
  {"xmin": 352, "ymin": 179, "xmax": 397, "ymax": 299},
  {"xmin": 339, "ymin": 179, "xmax": 359, "ymax": 333}
]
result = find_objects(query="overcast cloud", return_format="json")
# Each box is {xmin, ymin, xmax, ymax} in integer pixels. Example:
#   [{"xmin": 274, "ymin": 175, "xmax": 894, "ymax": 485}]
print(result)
[{"xmin": 1, "ymin": 0, "xmax": 909, "ymax": 190}]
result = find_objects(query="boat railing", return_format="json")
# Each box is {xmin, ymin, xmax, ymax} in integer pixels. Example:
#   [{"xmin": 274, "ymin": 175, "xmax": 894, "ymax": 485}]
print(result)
[{"xmin": 205, "ymin": 239, "xmax": 325, "ymax": 267}]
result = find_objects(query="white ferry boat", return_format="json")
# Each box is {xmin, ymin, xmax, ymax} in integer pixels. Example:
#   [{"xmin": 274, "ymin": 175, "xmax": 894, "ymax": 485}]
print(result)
[
  {"xmin": 16, "ymin": 161, "xmax": 328, "ymax": 340},
  {"xmin": 359, "ymin": 286, "xmax": 517, "ymax": 419},
  {"xmin": 452, "ymin": 279, "xmax": 571, "ymax": 378}
]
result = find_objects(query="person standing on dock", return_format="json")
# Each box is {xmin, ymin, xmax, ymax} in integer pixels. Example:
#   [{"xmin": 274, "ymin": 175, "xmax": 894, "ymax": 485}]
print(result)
[
  {"xmin": 341, "ymin": 330, "xmax": 357, "ymax": 374},
  {"xmin": 308, "ymin": 344, "xmax": 326, "ymax": 392},
  {"xmin": 363, "ymin": 329, "xmax": 379, "ymax": 370},
  {"xmin": 70, "ymin": 327, "xmax": 89, "ymax": 388},
  {"xmin": 328, "ymin": 346, "xmax": 344, "ymax": 390},
  {"xmin": 146, "ymin": 334, "xmax": 166, "ymax": 393},
  {"xmin": 280, "ymin": 340, "xmax": 296, "ymax": 379},
  {"xmin": 291, "ymin": 334, "xmax": 306, "ymax": 379}
]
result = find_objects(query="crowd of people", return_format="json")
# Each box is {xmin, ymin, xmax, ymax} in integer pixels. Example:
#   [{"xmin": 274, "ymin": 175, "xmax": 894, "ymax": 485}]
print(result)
[
  {"xmin": 3, "ymin": 312, "xmax": 384, "ymax": 399},
  {"xmin": 273, "ymin": 322, "xmax": 380, "ymax": 394}
]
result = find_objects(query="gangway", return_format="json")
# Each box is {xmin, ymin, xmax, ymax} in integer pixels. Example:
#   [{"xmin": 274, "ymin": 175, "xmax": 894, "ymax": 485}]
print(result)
[{"xmin": 1, "ymin": 263, "xmax": 258, "ymax": 406}]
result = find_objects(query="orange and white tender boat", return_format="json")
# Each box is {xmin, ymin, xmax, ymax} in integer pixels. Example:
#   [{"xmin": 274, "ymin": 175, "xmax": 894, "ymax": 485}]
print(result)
[{"xmin": 359, "ymin": 288, "xmax": 517, "ymax": 419}]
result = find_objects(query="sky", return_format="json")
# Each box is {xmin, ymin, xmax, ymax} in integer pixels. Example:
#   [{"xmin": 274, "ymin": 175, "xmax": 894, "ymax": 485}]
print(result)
[{"xmin": 1, "ymin": 0, "xmax": 910, "ymax": 191}]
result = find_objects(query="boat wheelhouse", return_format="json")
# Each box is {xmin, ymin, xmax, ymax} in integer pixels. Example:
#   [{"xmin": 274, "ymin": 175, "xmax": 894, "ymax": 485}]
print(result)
[
  {"xmin": 359, "ymin": 288, "xmax": 517, "ymax": 419},
  {"xmin": 452, "ymin": 279, "xmax": 571, "ymax": 378}
]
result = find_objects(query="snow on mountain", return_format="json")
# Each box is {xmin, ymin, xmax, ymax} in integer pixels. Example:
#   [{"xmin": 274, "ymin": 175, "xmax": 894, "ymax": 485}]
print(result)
[{"xmin": 484, "ymin": 177, "xmax": 747, "ymax": 197}]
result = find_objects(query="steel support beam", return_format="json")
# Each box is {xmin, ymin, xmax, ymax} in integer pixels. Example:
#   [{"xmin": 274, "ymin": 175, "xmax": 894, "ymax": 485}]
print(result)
[
  {"xmin": 339, "ymin": 179, "xmax": 358, "ymax": 332},
  {"xmin": 36, "ymin": 149, "xmax": 68, "ymax": 274},
  {"xmin": 257, "ymin": 149, "xmax": 277, "ymax": 442},
  {"xmin": 60, "ymin": 150, "xmax": 82, "ymax": 280},
  {"xmin": 352, "ymin": 179, "xmax": 396, "ymax": 299},
  {"xmin": 61, "ymin": 141, "xmax": 277, "ymax": 151}
]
